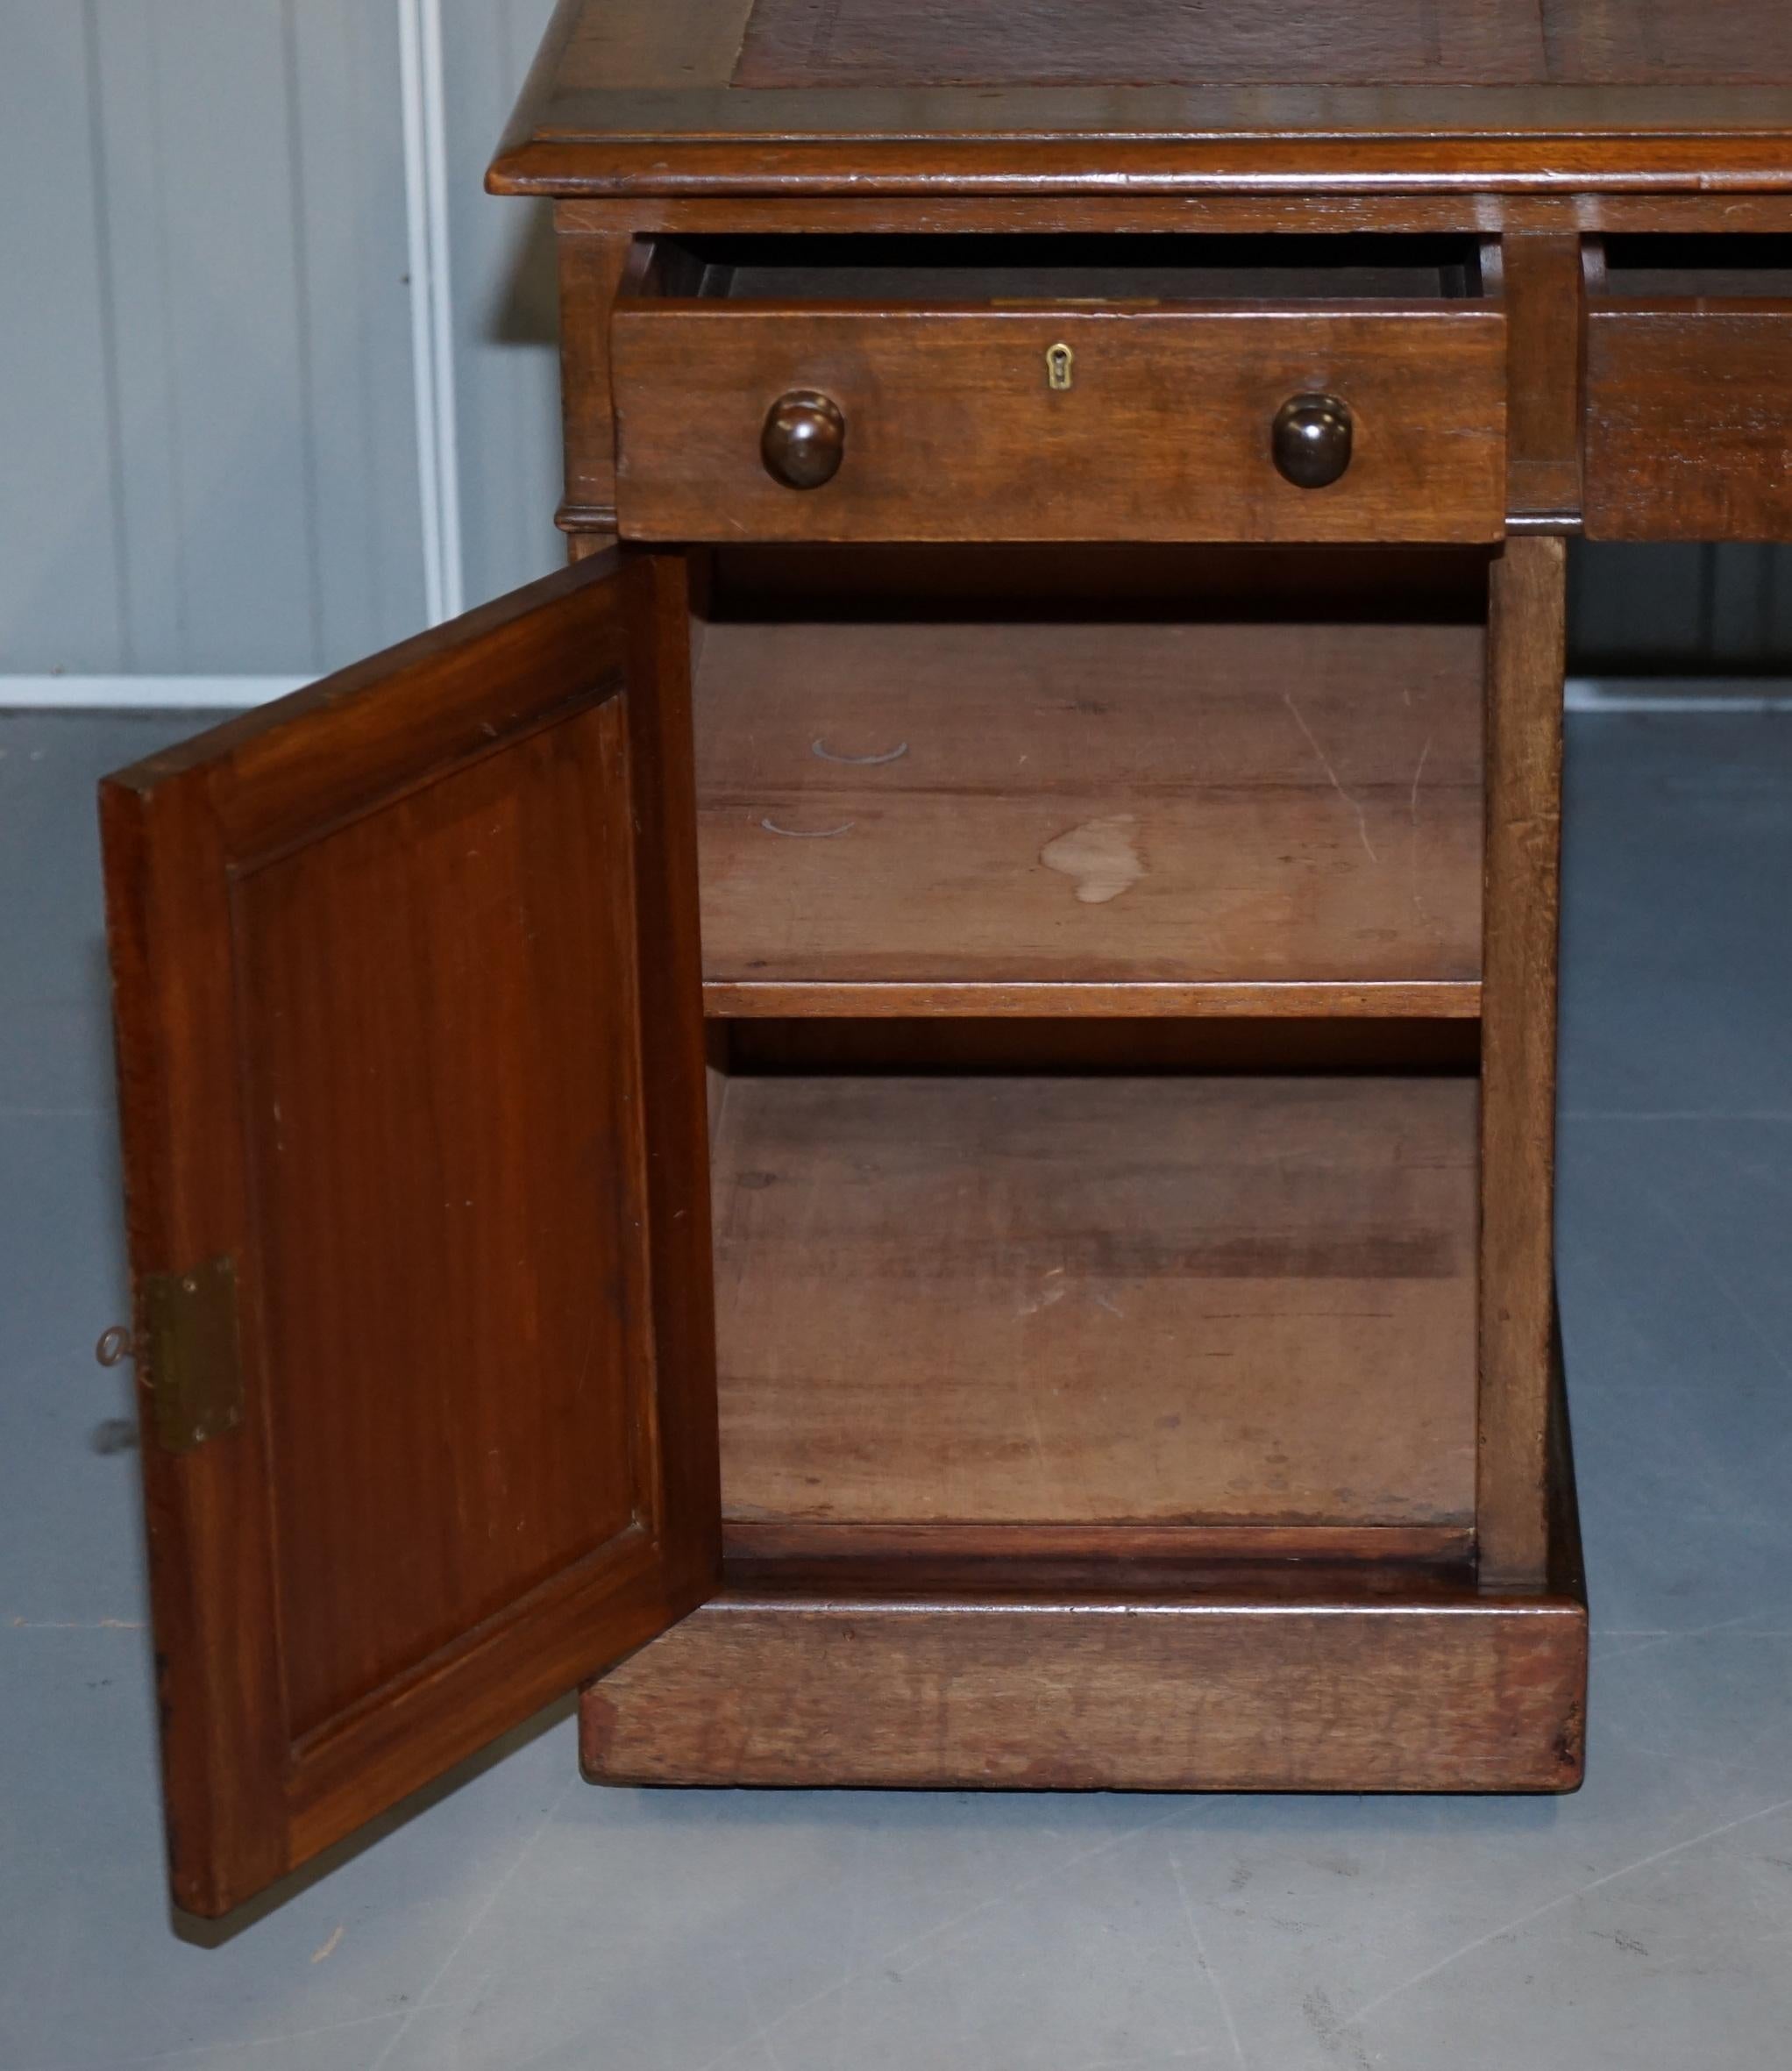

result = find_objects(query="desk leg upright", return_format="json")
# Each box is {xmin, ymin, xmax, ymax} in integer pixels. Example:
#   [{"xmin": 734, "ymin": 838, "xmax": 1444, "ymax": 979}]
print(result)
[{"xmin": 1483, "ymin": 537, "xmax": 1573, "ymax": 1598}]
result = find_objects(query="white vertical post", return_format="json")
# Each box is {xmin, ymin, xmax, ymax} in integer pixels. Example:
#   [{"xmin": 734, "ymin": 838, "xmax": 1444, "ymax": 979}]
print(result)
[{"xmin": 398, "ymin": 0, "xmax": 464, "ymax": 625}]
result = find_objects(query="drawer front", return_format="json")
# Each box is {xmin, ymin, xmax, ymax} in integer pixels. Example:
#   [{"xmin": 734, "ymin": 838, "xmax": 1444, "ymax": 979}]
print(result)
[
  {"xmin": 611, "ymin": 307, "xmax": 1508, "ymax": 544},
  {"xmin": 1586, "ymin": 303, "xmax": 1792, "ymax": 542}
]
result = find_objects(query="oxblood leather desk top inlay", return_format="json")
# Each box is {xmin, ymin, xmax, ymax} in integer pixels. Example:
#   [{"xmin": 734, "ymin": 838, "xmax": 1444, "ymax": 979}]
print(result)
[
  {"xmin": 489, "ymin": 0, "xmax": 1792, "ymax": 196},
  {"xmin": 734, "ymin": 0, "xmax": 1792, "ymax": 89}
]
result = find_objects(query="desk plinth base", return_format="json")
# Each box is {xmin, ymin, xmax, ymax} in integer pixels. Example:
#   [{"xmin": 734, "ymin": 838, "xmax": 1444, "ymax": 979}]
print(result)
[{"xmin": 581, "ymin": 1477, "xmax": 1587, "ymax": 1797}]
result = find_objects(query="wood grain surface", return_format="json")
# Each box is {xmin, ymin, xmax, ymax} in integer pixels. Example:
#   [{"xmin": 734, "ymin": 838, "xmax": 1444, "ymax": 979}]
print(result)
[
  {"xmin": 722, "ymin": 1520, "xmax": 1476, "ymax": 1564},
  {"xmin": 582, "ymin": 1578, "xmax": 1586, "ymax": 1790},
  {"xmin": 1497, "ymin": 230, "xmax": 1588, "ymax": 523},
  {"xmin": 555, "ymin": 226, "xmax": 634, "ymax": 528},
  {"xmin": 709, "ymin": 1073, "xmax": 1480, "ymax": 1531},
  {"xmin": 1586, "ymin": 303, "xmax": 1792, "ymax": 541},
  {"xmin": 102, "ymin": 551, "xmax": 720, "ymax": 1914},
  {"xmin": 557, "ymin": 196, "xmax": 1792, "ymax": 242},
  {"xmin": 613, "ymin": 304, "xmax": 1507, "ymax": 544},
  {"xmin": 238, "ymin": 710, "xmax": 650, "ymax": 1740},
  {"xmin": 1478, "ymin": 538, "xmax": 1567, "ymax": 1588},
  {"xmin": 694, "ymin": 618, "xmax": 1485, "ymax": 1013}
]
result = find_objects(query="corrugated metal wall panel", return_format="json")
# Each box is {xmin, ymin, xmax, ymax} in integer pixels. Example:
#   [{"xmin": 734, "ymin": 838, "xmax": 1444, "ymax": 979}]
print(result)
[
  {"xmin": 0, "ymin": 0, "xmax": 424, "ymax": 678},
  {"xmin": 0, "ymin": 4, "xmax": 127, "ymax": 671},
  {"xmin": 96, "ymin": 0, "xmax": 320, "ymax": 672}
]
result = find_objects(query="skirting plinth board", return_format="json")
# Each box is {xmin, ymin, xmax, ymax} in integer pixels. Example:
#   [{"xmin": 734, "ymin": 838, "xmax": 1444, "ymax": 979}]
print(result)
[
  {"xmin": 584, "ymin": 1408, "xmax": 1586, "ymax": 1803},
  {"xmin": 585, "ymin": 1308, "xmax": 1588, "ymax": 1797},
  {"xmin": 586, "ymin": 1341, "xmax": 1587, "ymax": 1798},
  {"xmin": 581, "ymin": 1579, "xmax": 1585, "ymax": 1793}
]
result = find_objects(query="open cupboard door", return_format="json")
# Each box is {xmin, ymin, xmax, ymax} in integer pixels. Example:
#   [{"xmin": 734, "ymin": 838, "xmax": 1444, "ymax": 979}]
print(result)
[{"xmin": 100, "ymin": 550, "xmax": 720, "ymax": 1917}]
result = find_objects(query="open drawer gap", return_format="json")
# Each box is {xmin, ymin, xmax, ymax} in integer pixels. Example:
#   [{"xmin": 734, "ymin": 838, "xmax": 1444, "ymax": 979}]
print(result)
[{"xmin": 645, "ymin": 231, "xmax": 1497, "ymax": 307}]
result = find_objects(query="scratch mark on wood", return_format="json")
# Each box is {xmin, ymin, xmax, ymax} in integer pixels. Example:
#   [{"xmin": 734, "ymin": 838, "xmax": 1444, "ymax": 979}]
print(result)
[
  {"xmin": 760, "ymin": 816, "xmax": 857, "ymax": 838},
  {"xmin": 812, "ymin": 737, "xmax": 908, "ymax": 765},
  {"xmin": 1410, "ymin": 733, "xmax": 1435, "ymax": 824},
  {"xmin": 1284, "ymin": 690, "xmax": 1378, "ymax": 864}
]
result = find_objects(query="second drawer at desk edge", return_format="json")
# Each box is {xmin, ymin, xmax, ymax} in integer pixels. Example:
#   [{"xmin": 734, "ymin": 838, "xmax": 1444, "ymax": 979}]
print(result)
[
  {"xmin": 1586, "ymin": 298, "xmax": 1792, "ymax": 541},
  {"xmin": 609, "ymin": 303, "xmax": 1508, "ymax": 544}
]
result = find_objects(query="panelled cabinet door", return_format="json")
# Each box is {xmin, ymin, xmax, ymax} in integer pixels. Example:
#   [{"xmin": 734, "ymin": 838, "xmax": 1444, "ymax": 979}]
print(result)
[{"xmin": 100, "ymin": 549, "xmax": 720, "ymax": 1918}]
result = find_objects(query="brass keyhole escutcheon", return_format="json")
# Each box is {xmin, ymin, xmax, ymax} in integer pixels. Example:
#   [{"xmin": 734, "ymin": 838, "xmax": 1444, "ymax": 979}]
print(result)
[{"xmin": 1046, "ymin": 343, "xmax": 1075, "ymax": 392}]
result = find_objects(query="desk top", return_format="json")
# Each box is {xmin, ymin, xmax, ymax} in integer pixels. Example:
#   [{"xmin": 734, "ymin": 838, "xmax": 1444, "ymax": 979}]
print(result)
[{"xmin": 490, "ymin": 0, "xmax": 1792, "ymax": 196}]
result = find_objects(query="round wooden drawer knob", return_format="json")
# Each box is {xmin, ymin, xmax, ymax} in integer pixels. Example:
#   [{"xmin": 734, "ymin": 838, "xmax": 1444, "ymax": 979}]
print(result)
[
  {"xmin": 1272, "ymin": 393, "xmax": 1354, "ymax": 489},
  {"xmin": 762, "ymin": 390, "xmax": 846, "ymax": 489}
]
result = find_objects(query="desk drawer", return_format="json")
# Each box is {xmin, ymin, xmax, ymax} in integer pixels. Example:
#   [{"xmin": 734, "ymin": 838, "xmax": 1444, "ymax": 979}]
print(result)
[
  {"xmin": 1587, "ymin": 238, "xmax": 1792, "ymax": 542},
  {"xmin": 609, "ymin": 238, "xmax": 1507, "ymax": 545}
]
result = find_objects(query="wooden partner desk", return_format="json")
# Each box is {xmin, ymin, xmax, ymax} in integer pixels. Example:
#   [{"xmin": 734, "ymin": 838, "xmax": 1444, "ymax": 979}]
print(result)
[{"xmin": 100, "ymin": 0, "xmax": 1792, "ymax": 1917}]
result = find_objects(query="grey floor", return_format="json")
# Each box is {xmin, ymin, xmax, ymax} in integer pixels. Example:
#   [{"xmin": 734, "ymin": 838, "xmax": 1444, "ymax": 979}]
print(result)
[{"xmin": 4, "ymin": 707, "xmax": 1791, "ymax": 2071}]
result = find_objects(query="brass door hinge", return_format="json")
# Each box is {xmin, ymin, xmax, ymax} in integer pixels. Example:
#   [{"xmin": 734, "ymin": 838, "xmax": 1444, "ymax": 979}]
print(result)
[{"xmin": 142, "ymin": 1256, "xmax": 244, "ymax": 1453}]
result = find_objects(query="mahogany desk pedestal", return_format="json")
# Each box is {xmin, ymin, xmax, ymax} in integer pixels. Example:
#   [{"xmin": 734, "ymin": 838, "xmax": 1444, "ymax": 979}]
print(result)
[{"xmin": 100, "ymin": 0, "xmax": 1792, "ymax": 1917}]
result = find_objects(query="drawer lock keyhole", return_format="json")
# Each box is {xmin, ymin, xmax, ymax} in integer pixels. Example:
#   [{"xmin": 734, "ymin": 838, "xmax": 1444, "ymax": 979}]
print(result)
[{"xmin": 1046, "ymin": 343, "xmax": 1076, "ymax": 392}]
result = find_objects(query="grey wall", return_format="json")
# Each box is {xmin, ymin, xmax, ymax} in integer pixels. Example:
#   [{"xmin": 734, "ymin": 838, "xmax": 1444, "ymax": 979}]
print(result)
[{"xmin": 0, "ymin": 0, "xmax": 1786, "ymax": 681}]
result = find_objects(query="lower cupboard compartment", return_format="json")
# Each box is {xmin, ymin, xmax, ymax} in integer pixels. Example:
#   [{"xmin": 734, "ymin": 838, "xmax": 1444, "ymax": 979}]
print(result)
[{"xmin": 708, "ymin": 1069, "xmax": 1479, "ymax": 1555}]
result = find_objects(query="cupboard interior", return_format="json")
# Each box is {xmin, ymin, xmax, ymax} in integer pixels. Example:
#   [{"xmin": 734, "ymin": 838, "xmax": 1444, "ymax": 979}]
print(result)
[
  {"xmin": 689, "ymin": 546, "xmax": 1491, "ymax": 1582},
  {"xmin": 707, "ymin": 1042, "xmax": 1480, "ymax": 1568}
]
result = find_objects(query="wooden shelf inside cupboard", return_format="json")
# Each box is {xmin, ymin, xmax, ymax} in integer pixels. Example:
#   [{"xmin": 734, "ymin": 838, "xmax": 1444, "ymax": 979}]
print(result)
[
  {"xmin": 694, "ymin": 617, "xmax": 1484, "ymax": 1018},
  {"xmin": 711, "ymin": 1071, "xmax": 1479, "ymax": 1561}
]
